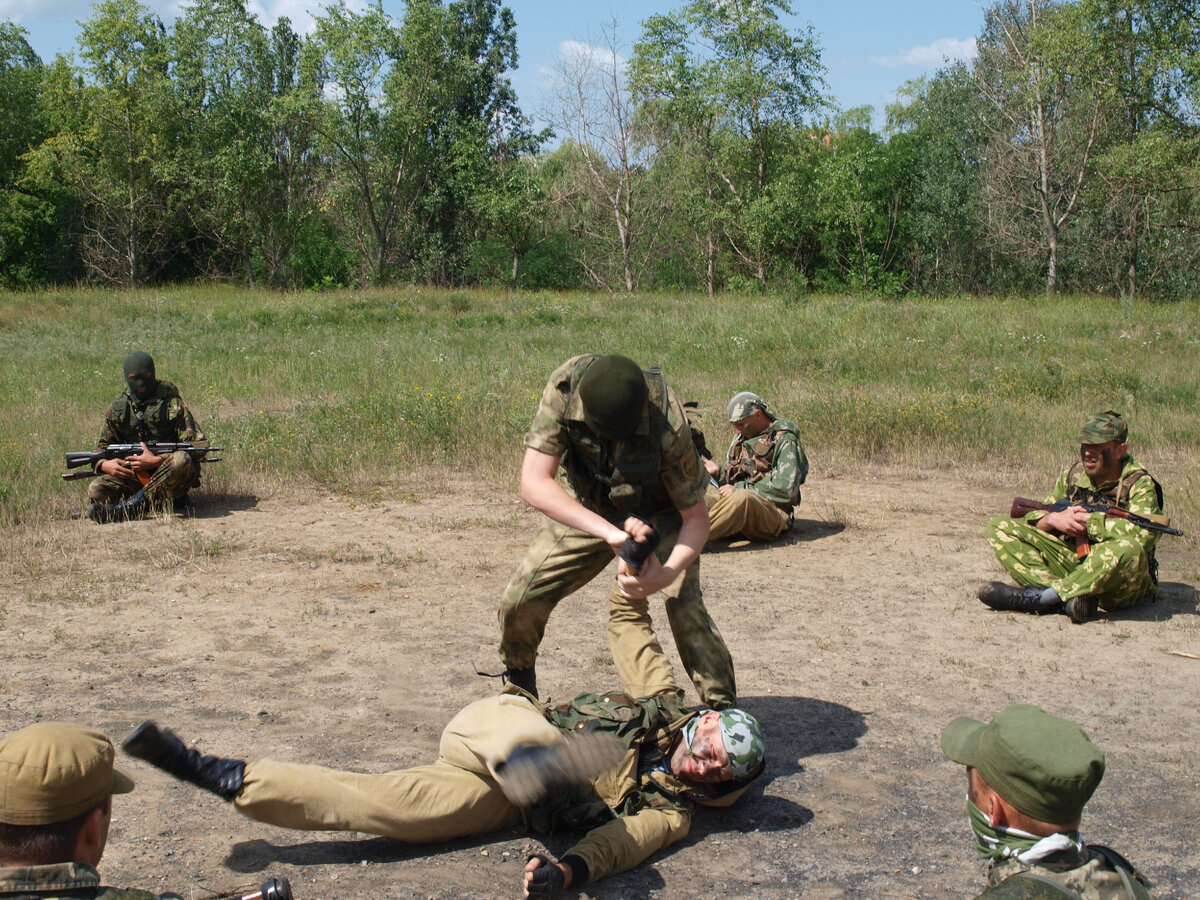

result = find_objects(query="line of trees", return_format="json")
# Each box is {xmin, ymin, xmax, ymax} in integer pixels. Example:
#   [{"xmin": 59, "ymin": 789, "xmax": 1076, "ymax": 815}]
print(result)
[{"xmin": 1, "ymin": 0, "xmax": 1197, "ymax": 296}]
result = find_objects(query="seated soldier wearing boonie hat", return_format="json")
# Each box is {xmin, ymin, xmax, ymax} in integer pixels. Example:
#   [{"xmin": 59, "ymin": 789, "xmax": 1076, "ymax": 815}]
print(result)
[
  {"xmin": 979, "ymin": 410, "xmax": 1166, "ymax": 623},
  {"xmin": 941, "ymin": 704, "xmax": 1155, "ymax": 899},
  {"xmin": 0, "ymin": 721, "xmax": 183, "ymax": 900}
]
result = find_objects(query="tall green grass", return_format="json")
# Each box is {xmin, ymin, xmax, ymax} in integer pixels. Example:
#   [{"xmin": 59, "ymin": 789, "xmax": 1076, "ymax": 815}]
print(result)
[{"xmin": 2, "ymin": 286, "xmax": 1197, "ymax": 543}]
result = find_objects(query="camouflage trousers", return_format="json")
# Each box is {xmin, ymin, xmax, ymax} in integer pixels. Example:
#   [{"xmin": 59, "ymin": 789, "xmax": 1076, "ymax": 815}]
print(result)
[
  {"xmin": 984, "ymin": 517, "xmax": 1154, "ymax": 610},
  {"xmin": 497, "ymin": 513, "xmax": 736, "ymax": 709},
  {"xmin": 86, "ymin": 452, "xmax": 200, "ymax": 504},
  {"xmin": 706, "ymin": 488, "xmax": 791, "ymax": 542},
  {"xmin": 236, "ymin": 693, "xmax": 551, "ymax": 841}
]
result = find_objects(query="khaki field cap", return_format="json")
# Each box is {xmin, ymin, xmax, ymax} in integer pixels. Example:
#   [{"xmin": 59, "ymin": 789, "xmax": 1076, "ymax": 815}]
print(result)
[
  {"xmin": 0, "ymin": 723, "xmax": 134, "ymax": 825},
  {"xmin": 941, "ymin": 704, "xmax": 1105, "ymax": 825},
  {"xmin": 1077, "ymin": 410, "xmax": 1128, "ymax": 445}
]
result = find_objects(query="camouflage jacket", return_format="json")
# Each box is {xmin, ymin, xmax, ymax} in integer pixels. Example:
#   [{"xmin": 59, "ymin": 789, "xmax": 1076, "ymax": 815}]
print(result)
[
  {"xmin": 97, "ymin": 381, "xmax": 204, "ymax": 452},
  {"xmin": 534, "ymin": 690, "xmax": 746, "ymax": 884},
  {"xmin": 524, "ymin": 356, "xmax": 708, "ymax": 520},
  {"xmin": 1027, "ymin": 456, "xmax": 1162, "ymax": 557},
  {"xmin": 717, "ymin": 417, "xmax": 808, "ymax": 510},
  {"xmin": 978, "ymin": 845, "xmax": 1155, "ymax": 899},
  {"xmin": 0, "ymin": 862, "xmax": 181, "ymax": 900}
]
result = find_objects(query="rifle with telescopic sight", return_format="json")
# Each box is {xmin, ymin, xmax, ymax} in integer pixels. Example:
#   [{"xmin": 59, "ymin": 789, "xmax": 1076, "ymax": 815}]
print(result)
[
  {"xmin": 61, "ymin": 442, "xmax": 224, "ymax": 481},
  {"xmin": 1010, "ymin": 496, "xmax": 1184, "ymax": 559}
]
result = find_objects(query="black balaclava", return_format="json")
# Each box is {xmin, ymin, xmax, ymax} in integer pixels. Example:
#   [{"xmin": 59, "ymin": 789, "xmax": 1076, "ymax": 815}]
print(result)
[
  {"xmin": 123, "ymin": 351, "xmax": 157, "ymax": 403},
  {"xmin": 578, "ymin": 355, "xmax": 648, "ymax": 439}
]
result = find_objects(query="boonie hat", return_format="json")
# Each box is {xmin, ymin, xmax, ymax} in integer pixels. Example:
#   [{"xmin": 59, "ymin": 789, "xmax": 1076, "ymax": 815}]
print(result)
[
  {"xmin": 941, "ymin": 704, "xmax": 1104, "ymax": 824},
  {"xmin": 0, "ymin": 722, "xmax": 134, "ymax": 825},
  {"xmin": 1077, "ymin": 410, "xmax": 1127, "ymax": 445},
  {"xmin": 727, "ymin": 392, "xmax": 767, "ymax": 422}
]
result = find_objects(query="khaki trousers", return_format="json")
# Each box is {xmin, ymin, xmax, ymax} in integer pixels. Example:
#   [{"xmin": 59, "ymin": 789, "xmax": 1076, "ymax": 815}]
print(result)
[
  {"xmin": 497, "ymin": 513, "xmax": 736, "ymax": 709},
  {"xmin": 235, "ymin": 694, "xmax": 559, "ymax": 842},
  {"xmin": 706, "ymin": 490, "xmax": 790, "ymax": 542}
]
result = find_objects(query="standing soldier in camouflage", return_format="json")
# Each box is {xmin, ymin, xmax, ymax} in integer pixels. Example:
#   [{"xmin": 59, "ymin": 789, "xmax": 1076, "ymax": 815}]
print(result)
[
  {"xmin": 703, "ymin": 391, "xmax": 808, "ymax": 543},
  {"xmin": 0, "ymin": 722, "xmax": 184, "ymax": 900},
  {"xmin": 85, "ymin": 351, "xmax": 207, "ymax": 523},
  {"xmin": 496, "ymin": 354, "xmax": 736, "ymax": 709},
  {"xmin": 978, "ymin": 411, "xmax": 1163, "ymax": 623},
  {"xmin": 941, "ymin": 704, "xmax": 1155, "ymax": 899}
]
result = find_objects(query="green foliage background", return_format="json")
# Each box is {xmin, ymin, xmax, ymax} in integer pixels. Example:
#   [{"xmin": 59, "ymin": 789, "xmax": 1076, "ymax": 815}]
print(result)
[{"xmin": 3, "ymin": 287, "xmax": 1197, "ymax": 549}]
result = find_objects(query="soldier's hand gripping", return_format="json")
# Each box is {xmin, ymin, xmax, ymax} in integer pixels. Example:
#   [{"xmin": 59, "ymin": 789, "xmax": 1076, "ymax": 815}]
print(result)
[{"xmin": 524, "ymin": 853, "xmax": 569, "ymax": 899}]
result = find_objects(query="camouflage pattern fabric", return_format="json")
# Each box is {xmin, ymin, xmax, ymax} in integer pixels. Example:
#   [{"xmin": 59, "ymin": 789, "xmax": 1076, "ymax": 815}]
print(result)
[
  {"xmin": 0, "ymin": 862, "xmax": 180, "ymax": 900},
  {"xmin": 497, "ymin": 511, "xmax": 737, "ymax": 709},
  {"xmin": 502, "ymin": 356, "xmax": 734, "ymax": 708},
  {"xmin": 715, "ymin": 417, "xmax": 808, "ymax": 510},
  {"xmin": 87, "ymin": 380, "xmax": 206, "ymax": 504},
  {"xmin": 984, "ymin": 456, "xmax": 1160, "ymax": 610},
  {"xmin": 980, "ymin": 847, "xmax": 1155, "ymax": 899}
]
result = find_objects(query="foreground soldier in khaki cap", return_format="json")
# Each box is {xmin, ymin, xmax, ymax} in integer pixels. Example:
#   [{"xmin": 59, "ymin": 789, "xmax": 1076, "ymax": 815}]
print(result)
[
  {"xmin": 942, "ymin": 705, "xmax": 1155, "ymax": 899},
  {"xmin": 979, "ymin": 410, "xmax": 1165, "ymax": 623},
  {"xmin": 0, "ymin": 722, "xmax": 179, "ymax": 900}
]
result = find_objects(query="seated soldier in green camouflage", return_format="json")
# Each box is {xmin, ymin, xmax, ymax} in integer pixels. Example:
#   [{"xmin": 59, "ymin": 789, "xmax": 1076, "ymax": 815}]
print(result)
[
  {"xmin": 979, "ymin": 411, "xmax": 1163, "ymax": 623},
  {"xmin": 942, "ymin": 705, "xmax": 1155, "ymax": 899},
  {"xmin": 122, "ymin": 680, "xmax": 765, "ymax": 899},
  {"xmin": 85, "ymin": 351, "xmax": 207, "ymax": 523},
  {"xmin": 0, "ymin": 722, "xmax": 183, "ymax": 900},
  {"xmin": 703, "ymin": 391, "xmax": 808, "ymax": 543}
]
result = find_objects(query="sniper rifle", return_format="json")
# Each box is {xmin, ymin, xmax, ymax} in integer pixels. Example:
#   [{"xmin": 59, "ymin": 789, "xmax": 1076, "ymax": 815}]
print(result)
[
  {"xmin": 1010, "ymin": 496, "xmax": 1184, "ymax": 559},
  {"xmin": 62, "ymin": 442, "xmax": 224, "ymax": 481}
]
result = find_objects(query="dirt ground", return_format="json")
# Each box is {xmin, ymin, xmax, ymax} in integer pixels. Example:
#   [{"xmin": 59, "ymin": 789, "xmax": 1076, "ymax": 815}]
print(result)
[{"xmin": 2, "ymin": 464, "xmax": 1198, "ymax": 900}]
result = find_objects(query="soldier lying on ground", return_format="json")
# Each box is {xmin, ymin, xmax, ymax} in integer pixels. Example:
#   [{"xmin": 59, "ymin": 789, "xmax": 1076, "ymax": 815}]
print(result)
[
  {"xmin": 0, "ymin": 722, "xmax": 183, "ymax": 900},
  {"xmin": 703, "ymin": 391, "xmax": 808, "ymax": 544},
  {"xmin": 85, "ymin": 351, "xmax": 207, "ymax": 523},
  {"xmin": 121, "ymin": 683, "xmax": 764, "ymax": 899},
  {"xmin": 942, "ymin": 704, "xmax": 1155, "ymax": 899},
  {"xmin": 979, "ymin": 410, "xmax": 1163, "ymax": 623}
]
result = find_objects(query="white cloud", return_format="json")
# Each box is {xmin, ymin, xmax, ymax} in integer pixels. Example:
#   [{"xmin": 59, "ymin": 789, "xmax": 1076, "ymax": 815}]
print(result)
[
  {"xmin": 869, "ymin": 37, "xmax": 976, "ymax": 68},
  {"xmin": 246, "ymin": 0, "xmax": 321, "ymax": 36},
  {"xmin": 556, "ymin": 38, "xmax": 625, "ymax": 73}
]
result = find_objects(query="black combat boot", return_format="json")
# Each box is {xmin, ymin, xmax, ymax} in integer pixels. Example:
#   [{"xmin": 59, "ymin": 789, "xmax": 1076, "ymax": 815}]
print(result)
[
  {"xmin": 122, "ymin": 721, "xmax": 245, "ymax": 800},
  {"xmin": 977, "ymin": 582, "xmax": 1063, "ymax": 615},
  {"xmin": 1063, "ymin": 595, "xmax": 1099, "ymax": 624},
  {"xmin": 86, "ymin": 490, "xmax": 149, "ymax": 524},
  {"xmin": 503, "ymin": 666, "xmax": 538, "ymax": 698}
]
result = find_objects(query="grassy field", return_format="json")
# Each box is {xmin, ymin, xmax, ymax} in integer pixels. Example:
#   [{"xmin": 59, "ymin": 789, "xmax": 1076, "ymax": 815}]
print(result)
[{"xmin": 2, "ymin": 286, "xmax": 1197, "ymax": 544}]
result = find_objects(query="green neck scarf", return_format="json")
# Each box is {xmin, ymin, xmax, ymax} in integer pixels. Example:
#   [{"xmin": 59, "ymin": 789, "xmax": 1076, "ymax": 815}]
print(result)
[{"xmin": 967, "ymin": 799, "xmax": 1083, "ymax": 864}]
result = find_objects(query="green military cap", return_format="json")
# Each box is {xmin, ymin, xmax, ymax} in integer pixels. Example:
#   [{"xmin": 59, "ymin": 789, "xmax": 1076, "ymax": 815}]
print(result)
[
  {"xmin": 577, "ymin": 355, "xmax": 648, "ymax": 437},
  {"xmin": 0, "ymin": 723, "xmax": 134, "ymax": 825},
  {"xmin": 717, "ymin": 708, "xmax": 765, "ymax": 780},
  {"xmin": 727, "ymin": 391, "xmax": 773, "ymax": 422},
  {"xmin": 1077, "ymin": 410, "xmax": 1127, "ymax": 445},
  {"xmin": 942, "ymin": 705, "xmax": 1104, "ymax": 825}
]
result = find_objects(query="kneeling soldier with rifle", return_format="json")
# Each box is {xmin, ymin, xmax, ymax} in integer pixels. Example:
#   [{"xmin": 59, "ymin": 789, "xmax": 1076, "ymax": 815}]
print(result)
[
  {"xmin": 979, "ymin": 411, "xmax": 1179, "ymax": 623},
  {"xmin": 74, "ymin": 351, "xmax": 214, "ymax": 523}
]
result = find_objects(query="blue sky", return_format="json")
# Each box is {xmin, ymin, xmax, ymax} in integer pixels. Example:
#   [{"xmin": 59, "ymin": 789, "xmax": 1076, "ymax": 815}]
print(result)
[{"xmin": 4, "ymin": 0, "xmax": 983, "ymax": 128}]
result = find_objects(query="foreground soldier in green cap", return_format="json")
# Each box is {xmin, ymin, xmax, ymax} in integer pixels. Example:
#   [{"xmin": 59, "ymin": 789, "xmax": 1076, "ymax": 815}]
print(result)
[
  {"xmin": 121, "ymin": 667, "xmax": 766, "ymax": 899},
  {"xmin": 0, "ymin": 722, "xmax": 181, "ymax": 900},
  {"xmin": 85, "ymin": 351, "xmax": 208, "ymax": 523},
  {"xmin": 495, "ymin": 354, "xmax": 736, "ymax": 708},
  {"xmin": 979, "ymin": 410, "xmax": 1164, "ymax": 623},
  {"xmin": 941, "ymin": 704, "xmax": 1155, "ymax": 899},
  {"xmin": 703, "ymin": 391, "xmax": 808, "ymax": 543}
]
